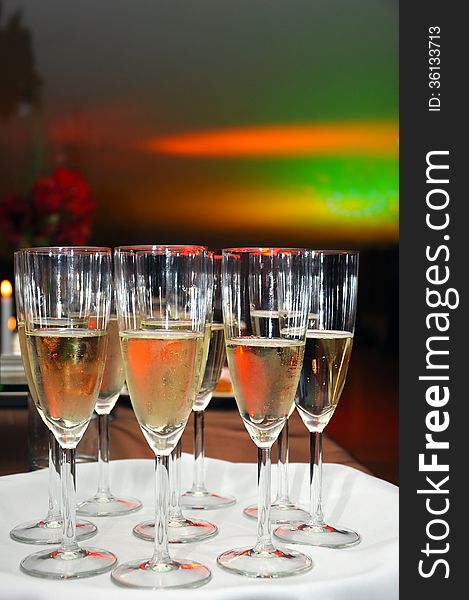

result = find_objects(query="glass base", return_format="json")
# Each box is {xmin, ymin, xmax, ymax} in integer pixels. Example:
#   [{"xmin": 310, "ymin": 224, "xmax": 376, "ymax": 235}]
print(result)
[
  {"xmin": 217, "ymin": 545, "xmax": 313, "ymax": 578},
  {"xmin": 274, "ymin": 522, "xmax": 361, "ymax": 548},
  {"xmin": 133, "ymin": 517, "xmax": 218, "ymax": 544},
  {"xmin": 77, "ymin": 494, "xmax": 142, "ymax": 517},
  {"xmin": 181, "ymin": 489, "xmax": 236, "ymax": 510},
  {"xmin": 20, "ymin": 546, "xmax": 117, "ymax": 579},
  {"xmin": 10, "ymin": 517, "xmax": 97, "ymax": 545},
  {"xmin": 243, "ymin": 501, "xmax": 309, "ymax": 524},
  {"xmin": 111, "ymin": 557, "xmax": 211, "ymax": 589}
]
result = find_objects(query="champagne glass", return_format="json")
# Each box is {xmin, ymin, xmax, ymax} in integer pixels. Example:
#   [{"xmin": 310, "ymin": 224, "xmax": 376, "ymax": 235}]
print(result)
[
  {"xmin": 10, "ymin": 250, "xmax": 97, "ymax": 545},
  {"xmin": 182, "ymin": 255, "xmax": 235, "ymax": 510},
  {"xmin": 217, "ymin": 247, "xmax": 313, "ymax": 578},
  {"xmin": 132, "ymin": 255, "xmax": 218, "ymax": 542},
  {"xmin": 20, "ymin": 247, "xmax": 117, "ymax": 579},
  {"xmin": 111, "ymin": 245, "xmax": 211, "ymax": 589},
  {"xmin": 77, "ymin": 285, "xmax": 142, "ymax": 517},
  {"xmin": 243, "ymin": 305, "xmax": 309, "ymax": 523},
  {"xmin": 274, "ymin": 250, "xmax": 360, "ymax": 548}
]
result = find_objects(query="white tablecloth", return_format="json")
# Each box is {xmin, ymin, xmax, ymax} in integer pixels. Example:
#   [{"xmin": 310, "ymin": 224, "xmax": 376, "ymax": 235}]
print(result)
[{"xmin": 0, "ymin": 456, "xmax": 398, "ymax": 599}]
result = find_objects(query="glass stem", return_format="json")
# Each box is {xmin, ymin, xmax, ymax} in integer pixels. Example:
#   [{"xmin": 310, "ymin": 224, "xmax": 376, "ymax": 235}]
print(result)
[
  {"xmin": 192, "ymin": 409, "xmax": 207, "ymax": 493},
  {"xmin": 309, "ymin": 431, "xmax": 325, "ymax": 527},
  {"xmin": 253, "ymin": 446, "xmax": 275, "ymax": 553},
  {"xmin": 169, "ymin": 439, "xmax": 183, "ymax": 519},
  {"xmin": 59, "ymin": 447, "xmax": 79, "ymax": 553},
  {"xmin": 151, "ymin": 455, "xmax": 171, "ymax": 564},
  {"xmin": 276, "ymin": 420, "xmax": 290, "ymax": 504},
  {"xmin": 97, "ymin": 413, "xmax": 111, "ymax": 497},
  {"xmin": 47, "ymin": 432, "xmax": 61, "ymax": 520}
]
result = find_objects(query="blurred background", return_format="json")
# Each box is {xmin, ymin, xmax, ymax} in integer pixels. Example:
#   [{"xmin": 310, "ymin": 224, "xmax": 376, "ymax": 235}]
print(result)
[{"xmin": 0, "ymin": 0, "xmax": 398, "ymax": 483}]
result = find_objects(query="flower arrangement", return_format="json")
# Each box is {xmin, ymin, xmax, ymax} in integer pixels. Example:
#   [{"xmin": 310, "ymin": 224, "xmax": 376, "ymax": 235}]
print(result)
[{"xmin": 0, "ymin": 168, "xmax": 96, "ymax": 247}]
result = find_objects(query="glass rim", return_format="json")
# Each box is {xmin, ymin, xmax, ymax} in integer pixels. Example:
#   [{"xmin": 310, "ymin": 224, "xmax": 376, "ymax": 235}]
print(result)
[
  {"xmin": 310, "ymin": 249, "xmax": 359, "ymax": 256},
  {"xmin": 222, "ymin": 247, "xmax": 310, "ymax": 256},
  {"xmin": 22, "ymin": 246, "xmax": 111, "ymax": 255},
  {"xmin": 115, "ymin": 244, "xmax": 207, "ymax": 254}
]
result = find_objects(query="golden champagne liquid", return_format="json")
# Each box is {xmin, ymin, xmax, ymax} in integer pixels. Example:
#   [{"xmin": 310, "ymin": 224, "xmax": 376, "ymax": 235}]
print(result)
[
  {"xmin": 197, "ymin": 324, "xmax": 225, "ymax": 399},
  {"xmin": 120, "ymin": 330, "xmax": 200, "ymax": 454},
  {"xmin": 26, "ymin": 329, "xmax": 107, "ymax": 447},
  {"xmin": 95, "ymin": 317, "xmax": 125, "ymax": 414},
  {"xmin": 195, "ymin": 322, "xmax": 211, "ymax": 394},
  {"xmin": 18, "ymin": 322, "xmax": 39, "ymax": 406},
  {"xmin": 226, "ymin": 337, "xmax": 304, "ymax": 446},
  {"xmin": 141, "ymin": 318, "xmax": 209, "ymax": 397},
  {"xmin": 297, "ymin": 330, "xmax": 353, "ymax": 432}
]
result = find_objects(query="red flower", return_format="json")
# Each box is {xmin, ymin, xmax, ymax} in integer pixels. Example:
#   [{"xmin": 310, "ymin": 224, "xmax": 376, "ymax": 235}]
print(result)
[
  {"xmin": 0, "ymin": 167, "xmax": 96, "ymax": 248},
  {"xmin": 31, "ymin": 179, "xmax": 62, "ymax": 215}
]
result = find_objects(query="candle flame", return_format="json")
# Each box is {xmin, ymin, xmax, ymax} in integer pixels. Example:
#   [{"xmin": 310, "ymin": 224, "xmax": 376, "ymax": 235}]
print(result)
[{"xmin": 1, "ymin": 280, "xmax": 13, "ymax": 298}]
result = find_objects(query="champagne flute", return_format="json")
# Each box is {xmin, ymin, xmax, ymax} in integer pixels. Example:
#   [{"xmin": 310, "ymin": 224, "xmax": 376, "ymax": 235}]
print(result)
[
  {"xmin": 242, "ymin": 308, "xmax": 309, "ymax": 523},
  {"xmin": 77, "ymin": 286, "xmax": 142, "ymax": 517},
  {"xmin": 274, "ymin": 250, "xmax": 360, "ymax": 548},
  {"xmin": 182, "ymin": 254, "xmax": 236, "ymax": 510},
  {"xmin": 111, "ymin": 245, "xmax": 211, "ymax": 590},
  {"xmin": 217, "ymin": 247, "xmax": 313, "ymax": 578},
  {"xmin": 11, "ymin": 250, "xmax": 98, "ymax": 544},
  {"xmin": 132, "ymin": 256, "xmax": 218, "ymax": 542},
  {"xmin": 20, "ymin": 247, "xmax": 117, "ymax": 579}
]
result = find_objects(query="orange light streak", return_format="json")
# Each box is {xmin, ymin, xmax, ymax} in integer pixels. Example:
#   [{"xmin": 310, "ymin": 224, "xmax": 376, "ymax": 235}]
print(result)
[{"xmin": 142, "ymin": 121, "xmax": 398, "ymax": 158}]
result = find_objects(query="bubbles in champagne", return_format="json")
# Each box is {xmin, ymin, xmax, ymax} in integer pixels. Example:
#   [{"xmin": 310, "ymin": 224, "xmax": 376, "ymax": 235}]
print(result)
[
  {"xmin": 194, "ymin": 323, "xmax": 225, "ymax": 410},
  {"xmin": 195, "ymin": 323, "xmax": 212, "ymax": 394},
  {"xmin": 296, "ymin": 330, "xmax": 353, "ymax": 432},
  {"xmin": 95, "ymin": 317, "xmax": 125, "ymax": 414},
  {"xmin": 18, "ymin": 323, "xmax": 39, "ymax": 405},
  {"xmin": 120, "ymin": 330, "xmax": 201, "ymax": 455},
  {"xmin": 226, "ymin": 337, "xmax": 304, "ymax": 447},
  {"xmin": 141, "ymin": 318, "xmax": 211, "ymax": 402},
  {"xmin": 27, "ymin": 329, "xmax": 107, "ymax": 447}
]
